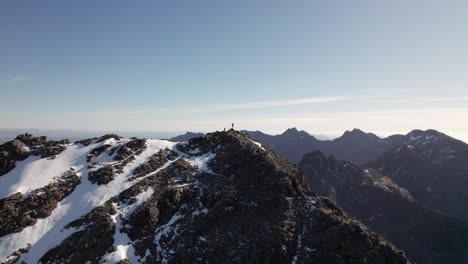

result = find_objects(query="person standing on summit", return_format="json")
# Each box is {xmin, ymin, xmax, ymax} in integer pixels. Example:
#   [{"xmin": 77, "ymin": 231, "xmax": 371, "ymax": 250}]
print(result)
[{"xmin": 232, "ymin": 123, "xmax": 234, "ymax": 130}]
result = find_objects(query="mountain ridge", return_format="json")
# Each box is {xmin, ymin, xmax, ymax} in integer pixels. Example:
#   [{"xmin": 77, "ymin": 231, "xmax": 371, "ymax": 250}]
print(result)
[
  {"xmin": 299, "ymin": 150, "xmax": 468, "ymax": 264},
  {"xmin": 0, "ymin": 131, "xmax": 409, "ymax": 263}
]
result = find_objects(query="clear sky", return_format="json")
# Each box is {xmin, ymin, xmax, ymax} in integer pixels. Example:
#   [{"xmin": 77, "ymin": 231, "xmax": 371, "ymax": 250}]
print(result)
[{"xmin": 2, "ymin": 0, "xmax": 468, "ymax": 140}]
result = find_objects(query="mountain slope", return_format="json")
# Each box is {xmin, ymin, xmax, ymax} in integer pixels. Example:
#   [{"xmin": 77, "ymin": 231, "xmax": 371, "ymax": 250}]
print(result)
[
  {"xmin": 320, "ymin": 129, "xmax": 403, "ymax": 165},
  {"xmin": 299, "ymin": 151, "xmax": 468, "ymax": 264},
  {"xmin": 367, "ymin": 129, "xmax": 468, "ymax": 221},
  {"xmin": 0, "ymin": 132, "xmax": 408, "ymax": 263}
]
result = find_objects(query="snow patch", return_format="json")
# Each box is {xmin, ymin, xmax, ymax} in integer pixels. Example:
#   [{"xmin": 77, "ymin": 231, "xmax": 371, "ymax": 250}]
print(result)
[
  {"xmin": 291, "ymin": 227, "xmax": 306, "ymax": 264},
  {"xmin": 250, "ymin": 139, "xmax": 265, "ymax": 151},
  {"xmin": 184, "ymin": 152, "xmax": 217, "ymax": 174}
]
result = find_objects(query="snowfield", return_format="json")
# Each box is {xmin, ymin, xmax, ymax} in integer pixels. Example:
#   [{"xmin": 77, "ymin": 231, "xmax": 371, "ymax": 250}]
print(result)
[{"xmin": 0, "ymin": 138, "xmax": 177, "ymax": 263}]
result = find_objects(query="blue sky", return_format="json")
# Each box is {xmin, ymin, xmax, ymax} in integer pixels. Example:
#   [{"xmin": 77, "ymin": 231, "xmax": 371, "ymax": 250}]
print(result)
[{"xmin": 1, "ymin": 0, "xmax": 468, "ymax": 140}]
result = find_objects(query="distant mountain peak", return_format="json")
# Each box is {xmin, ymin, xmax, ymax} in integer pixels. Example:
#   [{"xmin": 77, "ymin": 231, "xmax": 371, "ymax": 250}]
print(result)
[
  {"xmin": 283, "ymin": 127, "xmax": 299, "ymax": 134},
  {"xmin": 406, "ymin": 129, "xmax": 447, "ymax": 142},
  {"xmin": 169, "ymin": 131, "xmax": 204, "ymax": 142},
  {"xmin": 281, "ymin": 127, "xmax": 310, "ymax": 137},
  {"xmin": 339, "ymin": 128, "xmax": 380, "ymax": 142}
]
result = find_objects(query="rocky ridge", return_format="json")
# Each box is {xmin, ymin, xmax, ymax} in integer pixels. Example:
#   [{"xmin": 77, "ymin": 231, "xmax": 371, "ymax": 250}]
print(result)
[
  {"xmin": 300, "ymin": 150, "xmax": 468, "ymax": 264},
  {"xmin": 368, "ymin": 129, "xmax": 468, "ymax": 222}
]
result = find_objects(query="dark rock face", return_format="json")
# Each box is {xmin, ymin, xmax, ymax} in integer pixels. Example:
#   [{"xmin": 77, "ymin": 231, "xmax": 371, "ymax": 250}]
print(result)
[
  {"xmin": 75, "ymin": 138, "xmax": 94, "ymax": 146},
  {"xmin": 15, "ymin": 133, "xmax": 47, "ymax": 146},
  {"xmin": 0, "ymin": 171, "xmax": 80, "ymax": 237},
  {"xmin": 88, "ymin": 166, "xmax": 115, "ymax": 185},
  {"xmin": 0, "ymin": 134, "xmax": 70, "ymax": 177},
  {"xmin": 114, "ymin": 139, "xmax": 147, "ymax": 161},
  {"xmin": 36, "ymin": 141, "xmax": 67, "ymax": 159},
  {"xmin": 300, "ymin": 151, "xmax": 413, "ymax": 201},
  {"xmin": 300, "ymin": 151, "xmax": 468, "ymax": 264},
  {"xmin": 97, "ymin": 134, "xmax": 121, "ymax": 143},
  {"xmin": 367, "ymin": 129, "xmax": 468, "ymax": 222},
  {"xmin": 16, "ymin": 133, "xmax": 70, "ymax": 159},
  {"xmin": 308, "ymin": 198, "xmax": 409, "ymax": 264},
  {"xmin": 0, "ymin": 140, "xmax": 30, "ymax": 176}
]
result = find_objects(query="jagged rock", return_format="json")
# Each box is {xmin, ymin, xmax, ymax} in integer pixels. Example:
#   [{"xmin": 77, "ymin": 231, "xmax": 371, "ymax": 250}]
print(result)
[
  {"xmin": 0, "ymin": 140, "xmax": 31, "ymax": 176},
  {"xmin": 114, "ymin": 139, "xmax": 147, "ymax": 161},
  {"xmin": 38, "ymin": 143, "xmax": 67, "ymax": 159},
  {"xmin": 75, "ymin": 138, "xmax": 95, "ymax": 146},
  {"xmin": 88, "ymin": 166, "xmax": 115, "ymax": 185},
  {"xmin": 15, "ymin": 133, "xmax": 47, "ymax": 147},
  {"xmin": 307, "ymin": 197, "xmax": 408, "ymax": 263},
  {"xmin": 0, "ymin": 135, "xmax": 69, "ymax": 176},
  {"xmin": 97, "ymin": 134, "xmax": 121, "ymax": 143},
  {"xmin": 2, "ymin": 140, "xmax": 30, "ymax": 159}
]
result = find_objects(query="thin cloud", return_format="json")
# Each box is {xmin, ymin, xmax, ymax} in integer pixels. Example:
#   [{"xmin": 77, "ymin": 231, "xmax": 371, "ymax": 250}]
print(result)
[
  {"xmin": 102, "ymin": 96, "xmax": 373, "ymax": 116},
  {"xmin": 399, "ymin": 96, "xmax": 468, "ymax": 103},
  {"xmin": 1, "ymin": 75, "xmax": 32, "ymax": 85},
  {"xmin": 212, "ymin": 96, "xmax": 360, "ymax": 110}
]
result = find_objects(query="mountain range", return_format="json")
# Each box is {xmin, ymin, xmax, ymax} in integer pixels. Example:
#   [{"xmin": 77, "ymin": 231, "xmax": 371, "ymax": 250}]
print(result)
[
  {"xmin": 171, "ymin": 128, "xmax": 403, "ymax": 165},
  {"xmin": 2, "ymin": 127, "xmax": 467, "ymax": 263},
  {"xmin": 169, "ymin": 128, "xmax": 468, "ymax": 263},
  {"xmin": 300, "ymin": 151, "xmax": 468, "ymax": 264},
  {"xmin": 0, "ymin": 131, "xmax": 409, "ymax": 263}
]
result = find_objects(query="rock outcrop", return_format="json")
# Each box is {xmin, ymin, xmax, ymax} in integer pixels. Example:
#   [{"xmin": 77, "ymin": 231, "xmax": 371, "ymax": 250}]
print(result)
[{"xmin": 0, "ymin": 134, "xmax": 69, "ymax": 177}]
